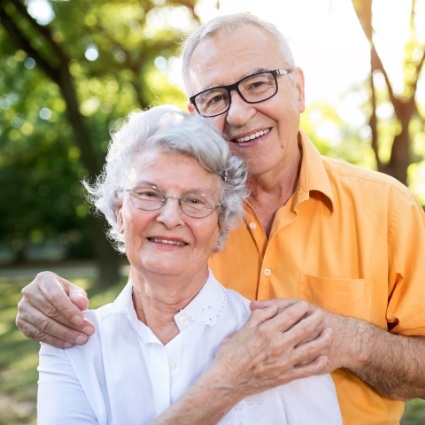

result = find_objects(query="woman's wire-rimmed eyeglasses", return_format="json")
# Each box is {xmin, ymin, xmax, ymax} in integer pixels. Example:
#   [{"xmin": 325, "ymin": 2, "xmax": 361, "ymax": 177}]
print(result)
[{"xmin": 126, "ymin": 185, "xmax": 221, "ymax": 218}]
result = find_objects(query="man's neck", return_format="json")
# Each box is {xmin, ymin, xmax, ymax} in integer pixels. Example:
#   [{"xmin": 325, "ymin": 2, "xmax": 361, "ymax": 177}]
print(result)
[{"xmin": 247, "ymin": 147, "xmax": 302, "ymax": 235}]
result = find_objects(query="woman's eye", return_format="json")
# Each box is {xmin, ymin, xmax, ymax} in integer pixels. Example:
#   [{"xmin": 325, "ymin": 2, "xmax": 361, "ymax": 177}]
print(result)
[
  {"xmin": 135, "ymin": 190, "xmax": 160, "ymax": 198},
  {"xmin": 187, "ymin": 197, "xmax": 201, "ymax": 205},
  {"xmin": 184, "ymin": 195, "xmax": 211, "ymax": 209}
]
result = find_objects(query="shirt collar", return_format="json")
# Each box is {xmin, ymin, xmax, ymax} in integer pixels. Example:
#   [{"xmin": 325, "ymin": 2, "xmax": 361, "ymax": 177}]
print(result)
[
  {"xmin": 291, "ymin": 131, "xmax": 334, "ymax": 212},
  {"xmin": 176, "ymin": 270, "xmax": 227, "ymax": 329},
  {"xmin": 112, "ymin": 270, "xmax": 227, "ymax": 332}
]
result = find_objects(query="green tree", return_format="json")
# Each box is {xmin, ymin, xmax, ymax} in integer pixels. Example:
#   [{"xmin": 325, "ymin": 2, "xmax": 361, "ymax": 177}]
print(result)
[
  {"xmin": 351, "ymin": 0, "xmax": 425, "ymax": 185},
  {"xmin": 0, "ymin": 0, "xmax": 198, "ymax": 285}
]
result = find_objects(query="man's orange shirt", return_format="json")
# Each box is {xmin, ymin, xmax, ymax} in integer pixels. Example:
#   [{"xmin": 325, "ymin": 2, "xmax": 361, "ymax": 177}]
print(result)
[{"xmin": 209, "ymin": 132, "xmax": 425, "ymax": 425}]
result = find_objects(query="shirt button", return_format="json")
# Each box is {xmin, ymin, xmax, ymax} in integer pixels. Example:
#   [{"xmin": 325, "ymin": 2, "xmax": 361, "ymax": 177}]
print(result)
[
  {"xmin": 263, "ymin": 268, "xmax": 271, "ymax": 276},
  {"xmin": 180, "ymin": 315, "xmax": 188, "ymax": 324},
  {"xmin": 169, "ymin": 362, "xmax": 177, "ymax": 371},
  {"xmin": 249, "ymin": 222, "xmax": 257, "ymax": 229}
]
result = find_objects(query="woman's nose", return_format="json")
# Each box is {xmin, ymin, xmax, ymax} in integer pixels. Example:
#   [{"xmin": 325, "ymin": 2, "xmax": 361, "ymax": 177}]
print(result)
[{"xmin": 156, "ymin": 197, "xmax": 185, "ymax": 227}]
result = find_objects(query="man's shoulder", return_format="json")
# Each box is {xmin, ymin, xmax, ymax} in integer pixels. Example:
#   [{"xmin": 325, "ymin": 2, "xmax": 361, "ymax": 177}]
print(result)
[
  {"xmin": 317, "ymin": 156, "xmax": 425, "ymax": 216},
  {"xmin": 322, "ymin": 156, "xmax": 411, "ymax": 194}
]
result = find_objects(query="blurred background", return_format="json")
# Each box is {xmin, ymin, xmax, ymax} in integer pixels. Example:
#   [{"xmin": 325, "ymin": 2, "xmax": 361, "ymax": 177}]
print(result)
[{"xmin": 0, "ymin": 0, "xmax": 424, "ymax": 423}]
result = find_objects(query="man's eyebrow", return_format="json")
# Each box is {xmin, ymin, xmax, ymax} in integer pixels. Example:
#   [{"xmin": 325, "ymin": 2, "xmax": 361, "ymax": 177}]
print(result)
[{"xmin": 198, "ymin": 68, "xmax": 271, "ymax": 91}]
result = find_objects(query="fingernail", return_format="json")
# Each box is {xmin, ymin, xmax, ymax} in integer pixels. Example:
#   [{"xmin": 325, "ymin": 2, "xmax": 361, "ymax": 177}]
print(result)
[
  {"xmin": 72, "ymin": 315, "xmax": 84, "ymax": 326},
  {"xmin": 75, "ymin": 334, "xmax": 88, "ymax": 344},
  {"xmin": 82, "ymin": 326, "xmax": 95, "ymax": 336}
]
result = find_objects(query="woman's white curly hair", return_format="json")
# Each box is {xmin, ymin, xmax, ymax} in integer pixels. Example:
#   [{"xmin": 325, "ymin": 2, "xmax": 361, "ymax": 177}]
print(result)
[{"xmin": 84, "ymin": 105, "xmax": 248, "ymax": 253}]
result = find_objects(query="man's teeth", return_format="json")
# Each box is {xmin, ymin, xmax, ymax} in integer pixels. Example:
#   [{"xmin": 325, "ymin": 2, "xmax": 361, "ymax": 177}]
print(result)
[
  {"xmin": 236, "ymin": 129, "xmax": 269, "ymax": 143},
  {"xmin": 150, "ymin": 238, "xmax": 185, "ymax": 246}
]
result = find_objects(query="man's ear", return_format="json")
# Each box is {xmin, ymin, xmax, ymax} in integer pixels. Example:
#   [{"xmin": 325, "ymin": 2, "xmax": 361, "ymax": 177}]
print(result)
[
  {"xmin": 187, "ymin": 102, "xmax": 196, "ymax": 115},
  {"xmin": 292, "ymin": 67, "xmax": 306, "ymax": 113}
]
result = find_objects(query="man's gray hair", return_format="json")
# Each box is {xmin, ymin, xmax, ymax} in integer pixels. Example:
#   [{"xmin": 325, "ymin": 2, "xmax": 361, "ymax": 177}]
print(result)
[
  {"xmin": 181, "ymin": 13, "xmax": 296, "ymax": 95},
  {"xmin": 84, "ymin": 105, "xmax": 248, "ymax": 253}
]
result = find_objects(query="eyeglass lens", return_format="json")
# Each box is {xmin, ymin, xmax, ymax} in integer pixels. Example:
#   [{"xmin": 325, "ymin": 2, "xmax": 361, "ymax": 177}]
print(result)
[
  {"xmin": 194, "ymin": 71, "xmax": 278, "ymax": 117},
  {"xmin": 127, "ymin": 186, "xmax": 219, "ymax": 218}
]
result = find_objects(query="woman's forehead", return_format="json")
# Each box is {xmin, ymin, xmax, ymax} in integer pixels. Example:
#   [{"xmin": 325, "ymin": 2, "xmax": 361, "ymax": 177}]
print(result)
[{"xmin": 126, "ymin": 150, "xmax": 220, "ymax": 192}]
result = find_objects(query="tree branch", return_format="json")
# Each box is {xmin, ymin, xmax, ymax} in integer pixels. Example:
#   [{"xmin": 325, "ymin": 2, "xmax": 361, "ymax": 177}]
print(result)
[
  {"xmin": 0, "ymin": 5, "xmax": 59, "ymax": 82},
  {"xmin": 8, "ymin": 0, "xmax": 69, "ymax": 65}
]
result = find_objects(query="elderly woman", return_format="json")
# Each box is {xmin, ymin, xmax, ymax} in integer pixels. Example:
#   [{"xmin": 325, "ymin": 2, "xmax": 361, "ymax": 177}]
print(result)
[{"xmin": 37, "ymin": 105, "xmax": 342, "ymax": 425}]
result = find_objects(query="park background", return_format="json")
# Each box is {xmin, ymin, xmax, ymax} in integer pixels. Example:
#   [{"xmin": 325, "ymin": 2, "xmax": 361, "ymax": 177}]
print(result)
[{"xmin": 0, "ymin": 0, "xmax": 424, "ymax": 423}]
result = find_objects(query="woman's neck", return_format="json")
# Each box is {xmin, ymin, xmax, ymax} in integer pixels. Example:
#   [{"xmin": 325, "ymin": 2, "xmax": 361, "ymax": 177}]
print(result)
[{"xmin": 131, "ymin": 268, "xmax": 208, "ymax": 344}]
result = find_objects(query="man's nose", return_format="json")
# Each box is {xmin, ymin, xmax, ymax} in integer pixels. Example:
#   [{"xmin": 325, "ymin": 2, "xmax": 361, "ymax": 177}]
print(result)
[{"xmin": 226, "ymin": 91, "xmax": 256, "ymax": 127}]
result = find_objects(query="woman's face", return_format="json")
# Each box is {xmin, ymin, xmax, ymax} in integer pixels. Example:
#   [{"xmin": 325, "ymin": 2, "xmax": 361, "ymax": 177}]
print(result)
[{"xmin": 116, "ymin": 149, "xmax": 221, "ymax": 281}]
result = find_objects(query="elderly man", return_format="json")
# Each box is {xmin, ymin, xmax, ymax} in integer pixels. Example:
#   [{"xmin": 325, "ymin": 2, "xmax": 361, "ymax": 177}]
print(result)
[{"xmin": 17, "ymin": 13, "xmax": 425, "ymax": 425}]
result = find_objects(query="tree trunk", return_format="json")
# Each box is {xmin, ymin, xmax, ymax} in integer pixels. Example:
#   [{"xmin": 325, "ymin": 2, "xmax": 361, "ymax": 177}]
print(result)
[
  {"xmin": 351, "ymin": 0, "xmax": 424, "ymax": 186},
  {"xmin": 0, "ymin": 1, "xmax": 120, "ymax": 286},
  {"xmin": 91, "ymin": 217, "xmax": 122, "ymax": 287},
  {"xmin": 380, "ymin": 120, "xmax": 410, "ymax": 184}
]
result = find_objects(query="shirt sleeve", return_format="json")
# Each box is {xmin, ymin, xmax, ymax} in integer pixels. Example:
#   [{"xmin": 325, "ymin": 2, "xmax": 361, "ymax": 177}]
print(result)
[
  {"xmin": 37, "ymin": 343, "xmax": 100, "ymax": 425},
  {"xmin": 387, "ymin": 187, "xmax": 425, "ymax": 335}
]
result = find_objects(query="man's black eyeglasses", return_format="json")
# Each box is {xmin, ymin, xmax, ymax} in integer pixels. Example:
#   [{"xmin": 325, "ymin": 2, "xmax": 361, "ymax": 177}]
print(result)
[{"xmin": 189, "ymin": 69, "xmax": 292, "ymax": 118}]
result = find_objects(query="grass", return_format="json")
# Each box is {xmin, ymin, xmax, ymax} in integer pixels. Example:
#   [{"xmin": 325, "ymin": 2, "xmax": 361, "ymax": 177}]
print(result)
[
  {"xmin": 1, "ymin": 261, "xmax": 424, "ymax": 424},
  {"xmin": 0, "ymin": 262, "xmax": 125, "ymax": 425}
]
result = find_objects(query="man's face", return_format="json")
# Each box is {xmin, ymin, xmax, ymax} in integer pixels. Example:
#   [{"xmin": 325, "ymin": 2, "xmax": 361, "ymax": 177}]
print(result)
[{"xmin": 187, "ymin": 25, "xmax": 305, "ymax": 180}]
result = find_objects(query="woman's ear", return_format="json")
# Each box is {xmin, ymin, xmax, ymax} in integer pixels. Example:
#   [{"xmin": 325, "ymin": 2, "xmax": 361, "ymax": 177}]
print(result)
[
  {"xmin": 211, "ymin": 220, "xmax": 222, "ymax": 253},
  {"xmin": 116, "ymin": 204, "xmax": 124, "ymax": 234}
]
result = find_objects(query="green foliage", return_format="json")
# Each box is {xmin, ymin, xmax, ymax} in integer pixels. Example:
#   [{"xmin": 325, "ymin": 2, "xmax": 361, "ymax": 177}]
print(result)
[
  {"xmin": 301, "ymin": 81, "xmax": 425, "ymax": 205},
  {"xmin": 402, "ymin": 399, "xmax": 425, "ymax": 425},
  {"xmin": 1, "ymin": 0, "xmax": 423, "ymax": 269},
  {"xmin": 0, "ymin": 264, "xmax": 125, "ymax": 424},
  {"xmin": 0, "ymin": 0, "xmax": 196, "ymax": 263},
  {"xmin": 301, "ymin": 98, "xmax": 376, "ymax": 170}
]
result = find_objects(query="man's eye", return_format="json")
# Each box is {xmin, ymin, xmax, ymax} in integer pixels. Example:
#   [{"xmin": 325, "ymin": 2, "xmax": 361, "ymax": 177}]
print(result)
[
  {"xmin": 245, "ymin": 78, "xmax": 270, "ymax": 92},
  {"xmin": 207, "ymin": 94, "xmax": 226, "ymax": 105},
  {"xmin": 249, "ymin": 80, "xmax": 266, "ymax": 89}
]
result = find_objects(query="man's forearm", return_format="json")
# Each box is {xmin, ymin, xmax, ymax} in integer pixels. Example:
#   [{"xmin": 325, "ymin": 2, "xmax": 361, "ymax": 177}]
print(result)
[{"xmin": 337, "ymin": 316, "xmax": 425, "ymax": 400}]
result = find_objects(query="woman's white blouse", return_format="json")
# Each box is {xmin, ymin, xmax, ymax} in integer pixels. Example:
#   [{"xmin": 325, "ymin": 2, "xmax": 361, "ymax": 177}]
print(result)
[{"xmin": 37, "ymin": 271, "xmax": 342, "ymax": 425}]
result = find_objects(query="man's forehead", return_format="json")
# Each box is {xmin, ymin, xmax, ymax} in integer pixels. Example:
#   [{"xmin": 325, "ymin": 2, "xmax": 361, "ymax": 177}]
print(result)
[{"xmin": 187, "ymin": 30, "xmax": 282, "ymax": 92}]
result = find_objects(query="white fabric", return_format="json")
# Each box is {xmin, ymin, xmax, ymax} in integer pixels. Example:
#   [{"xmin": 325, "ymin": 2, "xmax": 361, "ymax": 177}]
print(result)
[{"xmin": 37, "ymin": 271, "xmax": 342, "ymax": 425}]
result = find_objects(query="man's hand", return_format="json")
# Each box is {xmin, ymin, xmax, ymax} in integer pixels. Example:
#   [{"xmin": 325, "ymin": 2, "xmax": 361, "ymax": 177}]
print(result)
[
  {"xmin": 251, "ymin": 299, "xmax": 358, "ymax": 375},
  {"xmin": 253, "ymin": 299, "xmax": 425, "ymax": 400},
  {"xmin": 206, "ymin": 299, "xmax": 333, "ymax": 397},
  {"xmin": 16, "ymin": 271, "xmax": 95, "ymax": 348}
]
